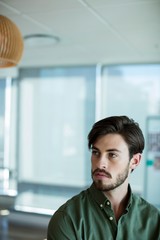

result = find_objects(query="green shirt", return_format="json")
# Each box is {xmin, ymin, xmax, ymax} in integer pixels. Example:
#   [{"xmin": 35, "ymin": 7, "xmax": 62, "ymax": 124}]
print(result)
[{"xmin": 47, "ymin": 184, "xmax": 160, "ymax": 240}]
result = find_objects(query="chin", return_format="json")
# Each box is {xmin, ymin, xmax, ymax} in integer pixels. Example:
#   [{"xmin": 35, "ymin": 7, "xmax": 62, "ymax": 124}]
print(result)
[
  {"xmin": 93, "ymin": 180, "xmax": 119, "ymax": 192},
  {"xmin": 93, "ymin": 180, "xmax": 108, "ymax": 191}
]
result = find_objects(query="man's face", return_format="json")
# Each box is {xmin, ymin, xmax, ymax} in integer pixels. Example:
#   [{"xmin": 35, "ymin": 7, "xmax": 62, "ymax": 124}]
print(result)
[{"xmin": 91, "ymin": 133, "xmax": 133, "ymax": 192}]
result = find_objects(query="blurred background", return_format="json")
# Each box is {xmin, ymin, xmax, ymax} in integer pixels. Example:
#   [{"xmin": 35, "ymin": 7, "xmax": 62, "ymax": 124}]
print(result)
[{"xmin": 0, "ymin": 0, "xmax": 160, "ymax": 239}]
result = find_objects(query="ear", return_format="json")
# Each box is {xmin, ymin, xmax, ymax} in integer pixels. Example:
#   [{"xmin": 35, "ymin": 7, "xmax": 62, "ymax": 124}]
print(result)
[{"xmin": 129, "ymin": 153, "xmax": 142, "ymax": 172}]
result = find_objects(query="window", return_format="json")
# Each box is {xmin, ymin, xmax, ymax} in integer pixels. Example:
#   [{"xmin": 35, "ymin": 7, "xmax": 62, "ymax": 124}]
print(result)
[
  {"xmin": 14, "ymin": 66, "xmax": 96, "ymax": 212},
  {"xmin": 8, "ymin": 64, "xmax": 160, "ymax": 212},
  {"xmin": 101, "ymin": 64, "xmax": 160, "ymax": 197},
  {"xmin": 0, "ymin": 79, "xmax": 5, "ymax": 167}
]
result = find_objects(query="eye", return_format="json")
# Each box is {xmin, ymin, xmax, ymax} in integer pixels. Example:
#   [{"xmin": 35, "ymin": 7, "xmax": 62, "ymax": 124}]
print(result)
[
  {"xmin": 108, "ymin": 152, "xmax": 117, "ymax": 159},
  {"xmin": 91, "ymin": 149, "xmax": 100, "ymax": 157}
]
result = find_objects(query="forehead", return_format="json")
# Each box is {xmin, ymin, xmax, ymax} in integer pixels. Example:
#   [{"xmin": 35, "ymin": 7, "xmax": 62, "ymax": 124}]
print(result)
[{"xmin": 93, "ymin": 133, "xmax": 128, "ymax": 151}]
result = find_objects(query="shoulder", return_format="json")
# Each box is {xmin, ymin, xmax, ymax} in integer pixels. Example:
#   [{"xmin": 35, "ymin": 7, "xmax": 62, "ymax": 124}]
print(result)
[
  {"xmin": 50, "ymin": 187, "xmax": 90, "ymax": 220},
  {"xmin": 132, "ymin": 193, "xmax": 160, "ymax": 216},
  {"xmin": 47, "ymin": 188, "xmax": 90, "ymax": 239},
  {"xmin": 57, "ymin": 188, "xmax": 89, "ymax": 214}
]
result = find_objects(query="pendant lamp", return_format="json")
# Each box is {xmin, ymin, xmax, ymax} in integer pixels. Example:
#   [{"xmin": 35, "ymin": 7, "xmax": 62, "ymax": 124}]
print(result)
[{"xmin": 0, "ymin": 15, "xmax": 24, "ymax": 68}]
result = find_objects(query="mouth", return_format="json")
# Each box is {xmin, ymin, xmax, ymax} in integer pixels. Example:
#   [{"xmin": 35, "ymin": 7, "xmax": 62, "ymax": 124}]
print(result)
[{"xmin": 93, "ymin": 170, "xmax": 112, "ymax": 179}]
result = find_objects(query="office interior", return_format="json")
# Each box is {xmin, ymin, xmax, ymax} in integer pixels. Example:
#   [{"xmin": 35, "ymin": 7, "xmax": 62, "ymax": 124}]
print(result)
[{"xmin": 0, "ymin": 0, "xmax": 160, "ymax": 239}]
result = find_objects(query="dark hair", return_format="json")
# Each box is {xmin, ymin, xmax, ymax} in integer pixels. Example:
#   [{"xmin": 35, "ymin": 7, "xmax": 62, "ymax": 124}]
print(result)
[{"xmin": 88, "ymin": 116, "xmax": 145, "ymax": 158}]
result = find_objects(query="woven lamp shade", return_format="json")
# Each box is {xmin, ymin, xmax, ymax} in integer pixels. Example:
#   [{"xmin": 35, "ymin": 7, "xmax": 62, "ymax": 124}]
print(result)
[{"xmin": 0, "ymin": 15, "xmax": 24, "ymax": 68}]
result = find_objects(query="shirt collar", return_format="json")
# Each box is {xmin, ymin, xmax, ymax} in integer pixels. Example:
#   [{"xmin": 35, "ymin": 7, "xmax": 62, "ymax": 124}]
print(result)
[
  {"xmin": 89, "ymin": 183, "xmax": 109, "ymax": 207},
  {"xmin": 89, "ymin": 182, "xmax": 133, "ymax": 210},
  {"xmin": 126, "ymin": 185, "xmax": 132, "ymax": 210}
]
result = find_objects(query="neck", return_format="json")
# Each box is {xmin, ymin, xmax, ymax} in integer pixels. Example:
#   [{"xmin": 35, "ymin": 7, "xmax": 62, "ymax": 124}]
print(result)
[{"xmin": 104, "ymin": 183, "xmax": 129, "ymax": 221}]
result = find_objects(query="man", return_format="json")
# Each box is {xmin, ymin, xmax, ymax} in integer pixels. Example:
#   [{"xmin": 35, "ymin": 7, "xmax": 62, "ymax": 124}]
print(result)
[{"xmin": 47, "ymin": 116, "xmax": 160, "ymax": 240}]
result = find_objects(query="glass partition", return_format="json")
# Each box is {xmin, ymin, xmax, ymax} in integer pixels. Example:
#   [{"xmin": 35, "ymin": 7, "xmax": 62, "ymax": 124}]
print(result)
[
  {"xmin": 0, "ymin": 79, "xmax": 5, "ymax": 166},
  {"xmin": 101, "ymin": 64, "xmax": 160, "ymax": 197},
  {"xmin": 14, "ymin": 66, "xmax": 96, "ymax": 213},
  {"xmin": 3, "ymin": 63, "xmax": 160, "ymax": 213},
  {"xmin": 0, "ymin": 77, "xmax": 17, "ymax": 210}
]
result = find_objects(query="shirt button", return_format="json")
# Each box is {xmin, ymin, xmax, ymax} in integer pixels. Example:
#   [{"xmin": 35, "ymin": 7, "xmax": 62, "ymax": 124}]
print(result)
[
  {"xmin": 109, "ymin": 216, "xmax": 113, "ymax": 221},
  {"xmin": 106, "ymin": 201, "xmax": 110, "ymax": 205},
  {"xmin": 100, "ymin": 204, "xmax": 103, "ymax": 208}
]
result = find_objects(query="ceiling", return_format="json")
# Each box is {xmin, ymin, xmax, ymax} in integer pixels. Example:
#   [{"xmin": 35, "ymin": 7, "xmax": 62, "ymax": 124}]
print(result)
[{"xmin": 0, "ymin": 0, "xmax": 160, "ymax": 67}]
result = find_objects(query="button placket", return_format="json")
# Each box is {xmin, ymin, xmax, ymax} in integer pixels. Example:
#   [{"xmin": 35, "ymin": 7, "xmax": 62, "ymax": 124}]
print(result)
[
  {"xmin": 105, "ymin": 201, "xmax": 115, "ymax": 223},
  {"xmin": 100, "ymin": 202, "xmax": 114, "ymax": 222}
]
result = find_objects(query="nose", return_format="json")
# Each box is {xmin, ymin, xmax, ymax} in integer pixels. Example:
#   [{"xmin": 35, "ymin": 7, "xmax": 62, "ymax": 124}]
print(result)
[{"xmin": 97, "ymin": 154, "xmax": 107, "ymax": 169}]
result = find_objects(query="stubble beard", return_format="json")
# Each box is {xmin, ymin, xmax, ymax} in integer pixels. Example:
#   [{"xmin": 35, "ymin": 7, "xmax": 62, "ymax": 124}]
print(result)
[{"xmin": 92, "ymin": 163, "xmax": 130, "ymax": 192}]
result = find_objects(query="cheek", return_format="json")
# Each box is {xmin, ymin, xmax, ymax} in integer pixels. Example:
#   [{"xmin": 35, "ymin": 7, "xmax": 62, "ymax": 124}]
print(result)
[
  {"xmin": 91, "ymin": 157, "xmax": 96, "ymax": 167},
  {"xmin": 113, "ymin": 161, "xmax": 129, "ymax": 173},
  {"xmin": 91, "ymin": 157, "xmax": 102, "ymax": 171}
]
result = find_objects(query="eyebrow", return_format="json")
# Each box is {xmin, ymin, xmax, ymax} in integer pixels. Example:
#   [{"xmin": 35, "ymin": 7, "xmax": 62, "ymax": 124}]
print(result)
[{"xmin": 91, "ymin": 146, "xmax": 121, "ymax": 153}]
